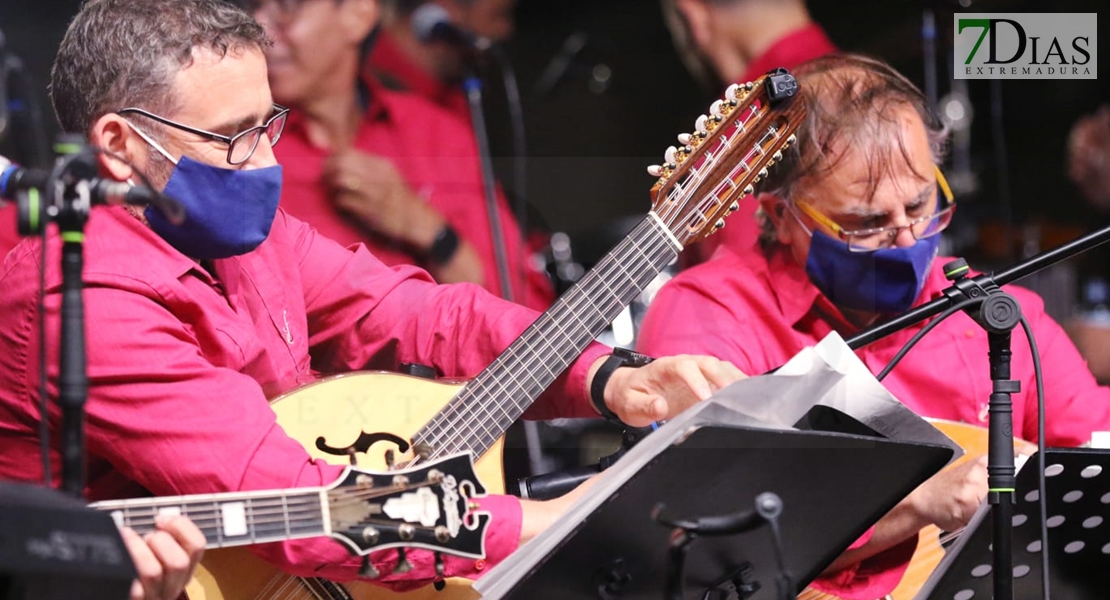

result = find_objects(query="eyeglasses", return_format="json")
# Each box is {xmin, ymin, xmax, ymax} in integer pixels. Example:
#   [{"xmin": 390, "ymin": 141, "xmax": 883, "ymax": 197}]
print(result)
[
  {"xmin": 116, "ymin": 104, "xmax": 290, "ymax": 165},
  {"xmin": 790, "ymin": 166, "xmax": 956, "ymax": 253}
]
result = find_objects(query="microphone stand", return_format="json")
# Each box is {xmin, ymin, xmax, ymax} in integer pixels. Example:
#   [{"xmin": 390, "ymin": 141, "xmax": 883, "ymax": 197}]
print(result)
[
  {"xmin": 36, "ymin": 147, "xmax": 98, "ymax": 499},
  {"xmin": 840, "ymin": 224, "xmax": 1110, "ymax": 600},
  {"xmin": 463, "ymin": 65, "xmax": 515, "ymax": 304}
]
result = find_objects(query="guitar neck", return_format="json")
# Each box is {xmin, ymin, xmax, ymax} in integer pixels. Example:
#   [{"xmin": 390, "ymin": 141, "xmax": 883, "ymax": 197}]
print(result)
[
  {"xmin": 92, "ymin": 488, "xmax": 330, "ymax": 549},
  {"xmin": 416, "ymin": 213, "xmax": 682, "ymax": 459}
]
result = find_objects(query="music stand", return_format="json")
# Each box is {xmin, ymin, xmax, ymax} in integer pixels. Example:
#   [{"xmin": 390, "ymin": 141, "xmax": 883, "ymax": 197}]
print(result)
[
  {"xmin": 475, "ymin": 334, "xmax": 961, "ymax": 600},
  {"xmin": 916, "ymin": 448, "xmax": 1110, "ymax": 600}
]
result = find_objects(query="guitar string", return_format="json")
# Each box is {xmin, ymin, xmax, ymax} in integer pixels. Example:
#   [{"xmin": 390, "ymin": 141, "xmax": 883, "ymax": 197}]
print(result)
[
  {"xmin": 414, "ymin": 131, "xmax": 783, "ymax": 460},
  {"xmin": 411, "ymin": 94, "xmax": 780, "ymax": 457},
  {"xmin": 409, "ymin": 99, "xmax": 772, "ymax": 453},
  {"xmin": 414, "ymin": 118, "xmax": 785, "ymax": 459},
  {"xmin": 414, "ymin": 223, "xmax": 679, "ymax": 457},
  {"xmin": 110, "ymin": 481, "xmax": 459, "ymax": 533},
  {"xmin": 413, "ymin": 222, "xmax": 670, "ymax": 446}
]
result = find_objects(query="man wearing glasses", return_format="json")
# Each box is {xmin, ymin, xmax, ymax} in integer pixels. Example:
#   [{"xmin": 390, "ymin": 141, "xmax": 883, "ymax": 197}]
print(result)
[
  {"xmin": 0, "ymin": 0, "xmax": 746, "ymax": 592},
  {"xmin": 637, "ymin": 53, "xmax": 1110, "ymax": 599}
]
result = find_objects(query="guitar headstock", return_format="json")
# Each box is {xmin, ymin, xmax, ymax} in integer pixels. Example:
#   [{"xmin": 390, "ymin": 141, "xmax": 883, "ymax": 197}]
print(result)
[
  {"xmin": 325, "ymin": 452, "xmax": 489, "ymax": 560},
  {"xmin": 647, "ymin": 68, "xmax": 806, "ymax": 246}
]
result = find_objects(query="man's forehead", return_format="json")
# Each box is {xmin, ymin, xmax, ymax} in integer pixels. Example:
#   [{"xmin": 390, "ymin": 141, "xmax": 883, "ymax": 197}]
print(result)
[{"xmin": 168, "ymin": 46, "xmax": 272, "ymax": 121}]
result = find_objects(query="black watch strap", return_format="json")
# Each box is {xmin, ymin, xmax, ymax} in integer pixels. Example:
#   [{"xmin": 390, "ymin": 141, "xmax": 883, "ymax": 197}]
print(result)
[
  {"xmin": 426, "ymin": 225, "xmax": 460, "ymax": 266},
  {"xmin": 589, "ymin": 348, "xmax": 654, "ymax": 425}
]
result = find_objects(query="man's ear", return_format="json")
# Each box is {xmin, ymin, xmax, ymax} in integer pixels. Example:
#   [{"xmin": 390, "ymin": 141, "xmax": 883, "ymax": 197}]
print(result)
[
  {"xmin": 89, "ymin": 114, "xmax": 142, "ymax": 181},
  {"xmin": 760, "ymin": 194, "xmax": 793, "ymax": 245},
  {"xmin": 342, "ymin": 0, "xmax": 379, "ymax": 45},
  {"xmin": 675, "ymin": 0, "xmax": 713, "ymax": 52}
]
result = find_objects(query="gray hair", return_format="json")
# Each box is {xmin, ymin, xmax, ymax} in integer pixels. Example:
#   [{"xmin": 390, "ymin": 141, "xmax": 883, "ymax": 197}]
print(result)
[
  {"xmin": 51, "ymin": 0, "xmax": 270, "ymax": 134},
  {"xmin": 756, "ymin": 52, "xmax": 950, "ymax": 246}
]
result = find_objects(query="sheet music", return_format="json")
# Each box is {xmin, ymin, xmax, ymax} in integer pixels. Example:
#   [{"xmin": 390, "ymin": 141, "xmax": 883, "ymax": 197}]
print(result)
[{"xmin": 474, "ymin": 332, "xmax": 962, "ymax": 599}]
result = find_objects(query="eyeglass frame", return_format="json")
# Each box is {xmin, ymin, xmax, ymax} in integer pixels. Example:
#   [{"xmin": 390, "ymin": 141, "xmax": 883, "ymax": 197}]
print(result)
[
  {"xmin": 115, "ymin": 103, "xmax": 290, "ymax": 166},
  {"xmin": 788, "ymin": 166, "xmax": 957, "ymax": 252}
]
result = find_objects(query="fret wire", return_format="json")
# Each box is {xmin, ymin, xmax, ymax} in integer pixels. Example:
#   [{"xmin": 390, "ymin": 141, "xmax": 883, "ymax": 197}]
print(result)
[{"xmin": 415, "ymin": 218, "xmax": 679, "ymax": 456}]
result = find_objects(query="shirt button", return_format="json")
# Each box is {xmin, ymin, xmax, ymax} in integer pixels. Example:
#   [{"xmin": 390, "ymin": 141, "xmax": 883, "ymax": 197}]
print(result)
[{"xmin": 474, "ymin": 559, "xmax": 486, "ymax": 571}]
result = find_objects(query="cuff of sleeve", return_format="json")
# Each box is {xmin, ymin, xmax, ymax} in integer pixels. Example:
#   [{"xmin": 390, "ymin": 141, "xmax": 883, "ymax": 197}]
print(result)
[{"xmin": 569, "ymin": 342, "xmax": 613, "ymax": 417}]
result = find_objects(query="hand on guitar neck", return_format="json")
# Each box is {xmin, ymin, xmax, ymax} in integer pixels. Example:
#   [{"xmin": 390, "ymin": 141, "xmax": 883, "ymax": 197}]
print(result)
[
  {"xmin": 121, "ymin": 513, "xmax": 206, "ymax": 600},
  {"xmin": 822, "ymin": 428, "xmax": 1038, "ymax": 576}
]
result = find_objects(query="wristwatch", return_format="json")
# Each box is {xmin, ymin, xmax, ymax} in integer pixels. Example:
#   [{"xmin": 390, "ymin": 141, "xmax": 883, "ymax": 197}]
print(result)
[
  {"xmin": 589, "ymin": 347, "xmax": 655, "ymax": 425},
  {"xmin": 425, "ymin": 224, "xmax": 460, "ymax": 266}
]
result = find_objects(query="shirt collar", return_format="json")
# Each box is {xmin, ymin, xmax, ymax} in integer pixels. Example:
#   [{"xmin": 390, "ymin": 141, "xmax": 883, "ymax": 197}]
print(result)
[
  {"xmin": 741, "ymin": 23, "xmax": 838, "ymax": 83},
  {"xmin": 283, "ymin": 74, "xmax": 393, "ymax": 146},
  {"xmin": 366, "ymin": 30, "xmax": 458, "ymax": 109}
]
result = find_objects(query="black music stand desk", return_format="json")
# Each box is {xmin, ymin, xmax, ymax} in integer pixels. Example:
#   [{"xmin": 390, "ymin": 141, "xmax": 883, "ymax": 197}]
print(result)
[
  {"xmin": 475, "ymin": 334, "xmax": 962, "ymax": 600},
  {"xmin": 917, "ymin": 448, "xmax": 1110, "ymax": 600}
]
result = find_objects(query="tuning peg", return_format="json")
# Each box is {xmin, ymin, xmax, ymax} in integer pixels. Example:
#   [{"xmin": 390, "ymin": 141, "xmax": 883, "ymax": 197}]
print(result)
[
  {"xmin": 664, "ymin": 146, "xmax": 678, "ymax": 164},
  {"xmin": 695, "ymin": 115, "xmax": 709, "ymax": 134},
  {"xmin": 393, "ymin": 548, "xmax": 414, "ymax": 575},
  {"xmin": 772, "ymin": 151, "xmax": 783, "ymax": 162},
  {"xmin": 678, "ymin": 133, "xmax": 693, "ymax": 146},
  {"xmin": 758, "ymin": 168, "xmax": 769, "ymax": 180},
  {"xmin": 729, "ymin": 201, "xmax": 740, "ymax": 212},
  {"xmin": 725, "ymin": 83, "xmax": 742, "ymax": 101},
  {"xmin": 709, "ymin": 100, "xmax": 725, "ymax": 116},
  {"xmin": 743, "ymin": 184, "xmax": 754, "ymax": 195},
  {"xmin": 359, "ymin": 556, "xmax": 381, "ymax": 579},
  {"xmin": 745, "ymin": 81, "xmax": 755, "ymax": 90},
  {"xmin": 713, "ymin": 219, "xmax": 726, "ymax": 231},
  {"xmin": 786, "ymin": 134, "xmax": 797, "ymax": 145},
  {"xmin": 647, "ymin": 165, "xmax": 664, "ymax": 177}
]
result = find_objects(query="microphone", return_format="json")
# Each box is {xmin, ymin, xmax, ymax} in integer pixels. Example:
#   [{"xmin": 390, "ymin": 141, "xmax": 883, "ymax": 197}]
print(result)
[
  {"xmin": 507, "ymin": 464, "xmax": 599, "ymax": 501},
  {"xmin": 0, "ymin": 155, "xmax": 185, "ymax": 225},
  {"xmin": 411, "ymin": 3, "xmax": 491, "ymax": 51}
]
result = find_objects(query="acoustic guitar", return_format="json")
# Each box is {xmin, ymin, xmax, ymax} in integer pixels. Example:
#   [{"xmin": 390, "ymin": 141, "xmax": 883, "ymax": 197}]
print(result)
[
  {"xmin": 797, "ymin": 419, "xmax": 1029, "ymax": 600},
  {"xmin": 191, "ymin": 69, "xmax": 807, "ymax": 600}
]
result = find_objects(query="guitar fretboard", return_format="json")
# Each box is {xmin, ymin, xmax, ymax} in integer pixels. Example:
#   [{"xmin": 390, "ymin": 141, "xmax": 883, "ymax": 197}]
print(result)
[
  {"xmin": 92, "ymin": 488, "xmax": 329, "ymax": 549},
  {"xmin": 414, "ymin": 214, "xmax": 681, "ymax": 459}
]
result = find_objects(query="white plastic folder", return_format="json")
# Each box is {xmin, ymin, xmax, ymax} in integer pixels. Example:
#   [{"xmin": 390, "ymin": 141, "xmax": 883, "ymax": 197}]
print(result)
[{"xmin": 474, "ymin": 332, "xmax": 962, "ymax": 600}]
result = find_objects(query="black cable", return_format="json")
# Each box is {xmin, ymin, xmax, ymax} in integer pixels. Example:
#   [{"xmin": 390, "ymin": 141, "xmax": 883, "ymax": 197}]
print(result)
[
  {"xmin": 1018, "ymin": 316, "xmax": 1050, "ymax": 600},
  {"xmin": 876, "ymin": 297, "xmax": 980, "ymax": 381}
]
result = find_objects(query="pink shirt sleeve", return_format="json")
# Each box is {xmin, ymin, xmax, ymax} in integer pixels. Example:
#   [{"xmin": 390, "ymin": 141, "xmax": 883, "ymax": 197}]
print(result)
[{"xmin": 286, "ymin": 210, "xmax": 608, "ymax": 421}]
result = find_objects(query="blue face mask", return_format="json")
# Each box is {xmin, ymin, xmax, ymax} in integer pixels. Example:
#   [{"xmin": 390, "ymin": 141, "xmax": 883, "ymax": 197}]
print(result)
[
  {"xmin": 805, "ymin": 230, "xmax": 941, "ymax": 314},
  {"xmin": 128, "ymin": 123, "xmax": 283, "ymax": 259}
]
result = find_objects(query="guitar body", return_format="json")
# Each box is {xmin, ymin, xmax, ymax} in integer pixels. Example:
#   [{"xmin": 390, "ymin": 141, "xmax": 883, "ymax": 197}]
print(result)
[
  {"xmin": 189, "ymin": 372, "xmax": 498, "ymax": 600},
  {"xmin": 797, "ymin": 420, "xmax": 1014, "ymax": 600}
]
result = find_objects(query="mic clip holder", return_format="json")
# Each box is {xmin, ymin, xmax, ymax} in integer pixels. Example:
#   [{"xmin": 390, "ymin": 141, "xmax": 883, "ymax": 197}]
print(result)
[
  {"xmin": 653, "ymin": 492, "xmax": 791, "ymax": 600},
  {"xmin": 937, "ymin": 257, "xmax": 1022, "ymax": 600}
]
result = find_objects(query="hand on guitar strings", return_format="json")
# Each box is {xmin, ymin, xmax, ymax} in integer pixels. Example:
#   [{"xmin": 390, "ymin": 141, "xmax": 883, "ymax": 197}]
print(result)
[
  {"xmin": 120, "ymin": 513, "xmax": 206, "ymax": 600},
  {"xmin": 906, "ymin": 440, "xmax": 1037, "ymax": 534},
  {"xmin": 593, "ymin": 355, "xmax": 747, "ymax": 427}
]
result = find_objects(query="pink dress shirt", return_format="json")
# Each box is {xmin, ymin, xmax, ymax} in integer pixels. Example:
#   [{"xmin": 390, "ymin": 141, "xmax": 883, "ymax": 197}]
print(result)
[
  {"xmin": 275, "ymin": 80, "xmax": 555, "ymax": 312},
  {"xmin": 0, "ymin": 206, "xmax": 608, "ymax": 589},
  {"xmin": 637, "ymin": 243, "xmax": 1110, "ymax": 598}
]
